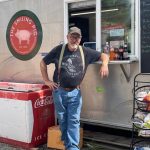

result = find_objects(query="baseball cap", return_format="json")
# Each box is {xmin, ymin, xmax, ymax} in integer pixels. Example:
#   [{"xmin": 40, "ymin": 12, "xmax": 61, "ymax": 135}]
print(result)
[{"xmin": 69, "ymin": 27, "xmax": 82, "ymax": 36}]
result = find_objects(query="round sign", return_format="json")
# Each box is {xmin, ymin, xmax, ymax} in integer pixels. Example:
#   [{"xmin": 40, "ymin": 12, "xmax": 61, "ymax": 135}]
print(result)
[{"xmin": 6, "ymin": 10, "xmax": 42, "ymax": 60}]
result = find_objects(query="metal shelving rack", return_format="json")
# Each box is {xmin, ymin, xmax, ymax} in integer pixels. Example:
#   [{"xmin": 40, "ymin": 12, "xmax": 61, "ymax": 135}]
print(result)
[{"xmin": 130, "ymin": 73, "xmax": 150, "ymax": 150}]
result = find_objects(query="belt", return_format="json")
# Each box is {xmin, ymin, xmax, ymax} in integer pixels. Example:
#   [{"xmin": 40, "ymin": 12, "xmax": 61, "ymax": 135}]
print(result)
[{"xmin": 61, "ymin": 85, "xmax": 80, "ymax": 91}]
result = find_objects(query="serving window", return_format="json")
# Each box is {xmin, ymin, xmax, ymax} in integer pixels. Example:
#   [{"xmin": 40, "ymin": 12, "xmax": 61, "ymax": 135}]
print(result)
[
  {"xmin": 101, "ymin": 0, "xmax": 135, "ymax": 55},
  {"xmin": 64, "ymin": 0, "xmax": 137, "ymax": 57}
]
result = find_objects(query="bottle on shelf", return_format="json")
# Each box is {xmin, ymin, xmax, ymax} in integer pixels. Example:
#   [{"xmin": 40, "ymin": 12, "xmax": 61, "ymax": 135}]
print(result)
[
  {"xmin": 103, "ymin": 42, "xmax": 110, "ymax": 55},
  {"xmin": 109, "ymin": 46, "xmax": 115, "ymax": 60},
  {"xmin": 118, "ymin": 45, "xmax": 124, "ymax": 60},
  {"xmin": 114, "ymin": 48, "xmax": 119, "ymax": 60},
  {"xmin": 123, "ymin": 43, "xmax": 129, "ymax": 60}
]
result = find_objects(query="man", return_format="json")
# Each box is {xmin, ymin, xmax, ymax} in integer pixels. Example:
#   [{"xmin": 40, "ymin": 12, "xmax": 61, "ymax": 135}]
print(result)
[{"xmin": 40, "ymin": 26, "xmax": 109, "ymax": 150}]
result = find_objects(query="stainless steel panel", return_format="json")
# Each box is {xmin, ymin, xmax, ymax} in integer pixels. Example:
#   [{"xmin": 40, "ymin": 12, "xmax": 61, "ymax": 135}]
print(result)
[{"xmin": 81, "ymin": 62, "xmax": 139, "ymax": 129}]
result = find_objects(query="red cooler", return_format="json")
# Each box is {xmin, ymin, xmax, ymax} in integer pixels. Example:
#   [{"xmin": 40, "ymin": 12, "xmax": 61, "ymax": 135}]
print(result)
[{"xmin": 0, "ymin": 82, "xmax": 55, "ymax": 148}]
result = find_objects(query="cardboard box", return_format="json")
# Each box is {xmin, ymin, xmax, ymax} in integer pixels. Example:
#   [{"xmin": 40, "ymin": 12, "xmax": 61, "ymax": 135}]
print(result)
[{"xmin": 47, "ymin": 126, "xmax": 83, "ymax": 150}]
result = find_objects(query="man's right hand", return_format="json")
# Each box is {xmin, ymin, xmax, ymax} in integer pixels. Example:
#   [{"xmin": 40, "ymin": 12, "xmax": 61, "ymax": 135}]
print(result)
[
  {"xmin": 44, "ymin": 80, "xmax": 59, "ymax": 90},
  {"xmin": 40, "ymin": 60, "xmax": 59, "ymax": 91}
]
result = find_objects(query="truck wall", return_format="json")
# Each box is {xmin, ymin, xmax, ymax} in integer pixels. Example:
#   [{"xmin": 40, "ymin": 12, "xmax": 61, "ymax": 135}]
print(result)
[
  {"xmin": 0, "ymin": 0, "xmax": 64, "ymax": 83},
  {"xmin": 0, "ymin": 0, "xmax": 140, "ymax": 129},
  {"xmin": 81, "ymin": 62, "xmax": 139, "ymax": 129}
]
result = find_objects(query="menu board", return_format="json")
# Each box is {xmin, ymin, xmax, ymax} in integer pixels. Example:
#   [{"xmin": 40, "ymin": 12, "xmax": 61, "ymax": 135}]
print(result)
[{"xmin": 141, "ymin": 0, "xmax": 150, "ymax": 73}]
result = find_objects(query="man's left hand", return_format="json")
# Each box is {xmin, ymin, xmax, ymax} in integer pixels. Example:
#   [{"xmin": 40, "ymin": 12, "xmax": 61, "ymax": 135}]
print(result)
[{"xmin": 99, "ymin": 64, "xmax": 109, "ymax": 78}]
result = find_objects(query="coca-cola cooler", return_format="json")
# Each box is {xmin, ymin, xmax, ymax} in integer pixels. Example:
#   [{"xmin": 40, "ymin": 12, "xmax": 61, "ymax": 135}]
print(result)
[{"xmin": 0, "ymin": 82, "xmax": 55, "ymax": 148}]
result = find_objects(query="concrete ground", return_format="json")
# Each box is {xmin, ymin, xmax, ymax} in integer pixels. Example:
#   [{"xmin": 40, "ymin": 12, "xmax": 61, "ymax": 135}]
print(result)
[
  {"xmin": 0, "ymin": 142, "xmax": 128, "ymax": 150},
  {"xmin": 0, "ymin": 130, "xmax": 131, "ymax": 150},
  {"xmin": 0, "ymin": 125, "xmax": 132, "ymax": 150}
]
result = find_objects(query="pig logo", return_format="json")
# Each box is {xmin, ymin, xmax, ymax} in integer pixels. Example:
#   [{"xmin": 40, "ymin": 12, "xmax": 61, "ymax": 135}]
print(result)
[
  {"xmin": 6, "ymin": 10, "xmax": 43, "ymax": 60},
  {"xmin": 15, "ymin": 29, "xmax": 31, "ymax": 45}
]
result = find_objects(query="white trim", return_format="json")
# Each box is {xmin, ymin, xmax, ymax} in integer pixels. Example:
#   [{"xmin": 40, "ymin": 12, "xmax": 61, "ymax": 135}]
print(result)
[
  {"xmin": 135, "ymin": 0, "xmax": 140, "ymax": 70},
  {"xmin": 64, "ymin": 0, "xmax": 87, "ymax": 3},
  {"xmin": 71, "ymin": 11, "xmax": 95, "ymax": 16},
  {"xmin": 138, "ymin": 0, "xmax": 141, "ymax": 71},
  {"xmin": 101, "ymin": 8, "xmax": 119, "ymax": 13},
  {"xmin": 64, "ymin": 2, "xmax": 68, "ymax": 43},
  {"xmin": 64, "ymin": 0, "xmax": 96, "ymax": 44},
  {"xmin": 0, "ymin": 0, "xmax": 9, "ymax": 1},
  {"xmin": 70, "ymin": 8, "xmax": 119, "ymax": 17},
  {"xmin": 130, "ymin": 0, "xmax": 135, "ymax": 57},
  {"xmin": 130, "ymin": 0, "xmax": 139, "ymax": 61},
  {"xmin": 96, "ymin": 0, "xmax": 101, "ymax": 52}
]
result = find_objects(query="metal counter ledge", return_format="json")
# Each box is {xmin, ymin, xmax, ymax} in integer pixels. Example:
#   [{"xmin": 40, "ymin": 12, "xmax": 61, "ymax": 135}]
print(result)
[
  {"xmin": 93, "ymin": 57, "xmax": 138, "ymax": 82},
  {"xmin": 94, "ymin": 57, "xmax": 138, "ymax": 65}
]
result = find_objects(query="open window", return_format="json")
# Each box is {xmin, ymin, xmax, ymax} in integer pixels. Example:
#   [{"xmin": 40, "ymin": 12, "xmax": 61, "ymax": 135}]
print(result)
[
  {"xmin": 64, "ymin": 0, "xmax": 96, "ymax": 49},
  {"xmin": 64, "ymin": 0, "xmax": 138, "ymax": 58},
  {"xmin": 101, "ymin": 0, "xmax": 135, "ymax": 56}
]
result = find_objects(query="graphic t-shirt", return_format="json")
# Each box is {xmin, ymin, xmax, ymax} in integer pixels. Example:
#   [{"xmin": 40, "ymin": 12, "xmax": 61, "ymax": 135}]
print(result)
[{"xmin": 43, "ymin": 44, "xmax": 101, "ymax": 88}]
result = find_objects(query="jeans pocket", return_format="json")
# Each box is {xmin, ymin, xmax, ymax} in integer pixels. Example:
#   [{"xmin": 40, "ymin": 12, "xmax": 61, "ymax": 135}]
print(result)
[{"xmin": 72, "ymin": 88, "xmax": 80, "ymax": 96}]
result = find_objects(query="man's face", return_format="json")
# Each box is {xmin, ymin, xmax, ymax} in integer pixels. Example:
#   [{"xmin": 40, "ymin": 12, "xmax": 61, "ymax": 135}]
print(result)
[{"xmin": 67, "ymin": 33, "xmax": 82, "ymax": 51}]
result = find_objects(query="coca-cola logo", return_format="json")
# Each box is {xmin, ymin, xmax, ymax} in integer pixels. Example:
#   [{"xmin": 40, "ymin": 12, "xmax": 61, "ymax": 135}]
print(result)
[{"xmin": 34, "ymin": 96, "xmax": 53, "ymax": 108}]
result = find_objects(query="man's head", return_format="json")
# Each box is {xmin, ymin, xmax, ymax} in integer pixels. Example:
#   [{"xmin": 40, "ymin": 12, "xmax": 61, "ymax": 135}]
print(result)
[
  {"xmin": 68, "ymin": 27, "xmax": 82, "ymax": 36},
  {"xmin": 67, "ymin": 26, "xmax": 82, "ymax": 51}
]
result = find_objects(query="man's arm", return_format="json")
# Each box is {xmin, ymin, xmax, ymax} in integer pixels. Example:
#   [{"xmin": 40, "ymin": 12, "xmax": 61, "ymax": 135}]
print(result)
[
  {"xmin": 40, "ymin": 60, "xmax": 58, "ymax": 90},
  {"xmin": 99, "ymin": 53, "xmax": 109, "ymax": 78}
]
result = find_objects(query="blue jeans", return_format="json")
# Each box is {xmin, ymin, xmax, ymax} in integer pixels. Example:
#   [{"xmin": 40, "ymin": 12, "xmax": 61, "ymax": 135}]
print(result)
[{"xmin": 53, "ymin": 87, "xmax": 82, "ymax": 150}]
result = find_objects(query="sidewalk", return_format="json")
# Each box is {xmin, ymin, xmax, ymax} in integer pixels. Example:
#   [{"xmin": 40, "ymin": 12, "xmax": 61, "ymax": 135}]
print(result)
[
  {"xmin": 0, "ymin": 130, "xmax": 131, "ymax": 150},
  {"xmin": 0, "ymin": 142, "xmax": 128, "ymax": 150},
  {"xmin": 0, "ymin": 125, "xmax": 131, "ymax": 150}
]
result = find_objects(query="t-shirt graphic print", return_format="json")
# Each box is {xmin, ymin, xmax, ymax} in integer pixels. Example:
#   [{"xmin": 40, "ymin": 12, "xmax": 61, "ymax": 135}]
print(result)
[
  {"xmin": 59, "ymin": 50, "xmax": 84, "ymax": 87},
  {"xmin": 61, "ymin": 54, "xmax": 83, "ymax": 78}
]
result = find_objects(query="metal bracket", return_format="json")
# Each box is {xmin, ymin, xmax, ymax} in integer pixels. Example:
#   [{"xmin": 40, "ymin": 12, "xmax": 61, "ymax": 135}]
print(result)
[{"xmin": 120, "ymin": 64, "xmax": 131, "ymax": 82}]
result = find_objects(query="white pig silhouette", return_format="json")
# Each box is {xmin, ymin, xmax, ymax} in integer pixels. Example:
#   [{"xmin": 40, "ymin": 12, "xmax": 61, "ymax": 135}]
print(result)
[{"xmin": 15, "ymin": 29, "xmax": 31, "ymax": 45}]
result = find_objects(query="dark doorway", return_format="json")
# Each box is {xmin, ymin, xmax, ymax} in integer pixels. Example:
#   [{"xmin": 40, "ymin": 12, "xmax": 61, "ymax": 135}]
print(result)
[{"xmin": 69, "ymin": 17, "xmax": 89, "ymax": 45}]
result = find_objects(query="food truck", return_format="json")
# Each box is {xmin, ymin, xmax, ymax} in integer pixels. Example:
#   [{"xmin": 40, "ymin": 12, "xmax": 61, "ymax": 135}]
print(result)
[{"xmin": 0, "ymin": 0, "xmax": 149, "ymax": 130}]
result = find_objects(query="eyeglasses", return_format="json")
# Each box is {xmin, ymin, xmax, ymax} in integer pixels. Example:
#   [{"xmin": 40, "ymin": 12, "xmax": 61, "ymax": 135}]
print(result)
[{"xmin": 69, "ymin": 34, "xmax": 82, "ymax": 40}]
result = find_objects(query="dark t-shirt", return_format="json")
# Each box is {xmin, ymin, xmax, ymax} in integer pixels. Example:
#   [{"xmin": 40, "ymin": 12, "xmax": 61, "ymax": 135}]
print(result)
[{"xmin": 43, "ymin": 44, "xmax": 101, "ymax": 88}]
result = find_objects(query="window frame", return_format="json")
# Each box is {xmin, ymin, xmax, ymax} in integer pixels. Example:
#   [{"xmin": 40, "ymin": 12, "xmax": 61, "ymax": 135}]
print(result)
[{"xmin": 64, "ymin": 0, "xmax": 139, "ymax": 58}]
